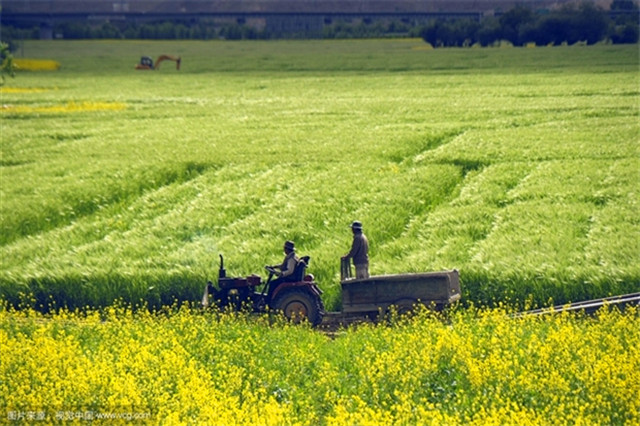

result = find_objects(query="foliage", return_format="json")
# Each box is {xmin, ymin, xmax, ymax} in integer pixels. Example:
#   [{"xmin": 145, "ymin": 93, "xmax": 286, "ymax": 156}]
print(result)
[
  {"xmin": 0, "ymin": 42, "xmax": 16, "ymax": 85},
  {"xmin": 1, "ymin": 303, "xmax": 638, "ymax": 425},
  {"xmin": 421, "ymin": 2, "xmax": 638, "ymax": 46},
  {"xmin": 611, "ymin": 0, "xmax": 639, "ymax": 11},
  {"xmin": 610, "ymin": 0, "xmax": 640, "ymax": 44},
  {"xmin": 0, "ymin": 41, "xmax": 638, "ymax": 312}
]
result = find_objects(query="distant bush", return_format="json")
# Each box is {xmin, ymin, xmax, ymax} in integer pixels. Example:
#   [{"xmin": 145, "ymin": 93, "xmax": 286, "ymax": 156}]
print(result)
[{"xmin": 1, "ymin": 42, "xmax": 16, "ymax": 85}]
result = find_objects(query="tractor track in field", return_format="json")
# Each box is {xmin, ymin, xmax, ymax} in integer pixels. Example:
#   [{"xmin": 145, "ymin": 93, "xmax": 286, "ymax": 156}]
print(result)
[
  {"xmin": 510, "ymin": 292, "xmax": 640, "ymax": 318},
  {"xmin": 317, "ymin": 292, "xmax": 640, "ymax": 335}
]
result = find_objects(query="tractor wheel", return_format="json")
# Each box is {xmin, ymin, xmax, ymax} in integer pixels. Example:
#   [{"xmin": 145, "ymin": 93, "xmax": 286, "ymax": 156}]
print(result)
[{"xmin": 272, "ymin": 289, "xmax": 324, "ymax": 326}]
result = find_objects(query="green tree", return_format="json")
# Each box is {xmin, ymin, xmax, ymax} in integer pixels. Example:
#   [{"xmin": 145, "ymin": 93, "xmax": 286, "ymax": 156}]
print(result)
[
  {"xmin": 476, "ymin": 17, "xmax": 502, "ymax": 46},
  {"xmin": 1, "ymin": 42, "xmax": 16, "ymax": 86},
  {"xmin": 610, "ymin": 0, "xmax": 639, "ymax": 44},
  {"xmin": 97, "ymin": 22, "xmax": 122, "ymax": 39},
  {"xmin": 611, "ymin": 22, "xmax": 639, "ymax": 43},
  {"xmin": 499, "ymin": 6, "xmax": 535, "ymax": 45}
]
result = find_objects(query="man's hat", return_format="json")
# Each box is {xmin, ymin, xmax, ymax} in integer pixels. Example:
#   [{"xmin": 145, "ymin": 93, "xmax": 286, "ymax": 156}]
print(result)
[
  {"xmin": 350, "ymin": 221, "xmax": 363, "ymax": 230},
  {"xmin": 284, "ymin": 240, "xmax": 295, "ymax": 251}
]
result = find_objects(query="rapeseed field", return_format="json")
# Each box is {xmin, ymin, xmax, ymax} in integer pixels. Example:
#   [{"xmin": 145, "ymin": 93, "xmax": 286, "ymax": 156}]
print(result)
[{"xmin": 1, "ymin": 304, "xmax": 638, "ymax": 425}]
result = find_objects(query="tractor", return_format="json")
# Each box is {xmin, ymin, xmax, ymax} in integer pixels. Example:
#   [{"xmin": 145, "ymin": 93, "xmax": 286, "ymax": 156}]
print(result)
[{"xmin": 202, "ymin": 254, "xmax": 325, "ymax": 326}]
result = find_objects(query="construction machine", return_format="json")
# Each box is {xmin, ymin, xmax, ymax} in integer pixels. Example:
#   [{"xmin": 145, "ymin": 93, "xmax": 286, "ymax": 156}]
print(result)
[{"xmin": 135, "ymin": 55, "xmax": 181, "ymax": 70}]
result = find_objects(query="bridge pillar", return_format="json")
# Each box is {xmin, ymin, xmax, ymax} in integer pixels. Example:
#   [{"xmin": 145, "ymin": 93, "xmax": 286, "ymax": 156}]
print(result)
[{"xmin": 39, "ymin": 21, "xmax": 53, "ymax": 40}]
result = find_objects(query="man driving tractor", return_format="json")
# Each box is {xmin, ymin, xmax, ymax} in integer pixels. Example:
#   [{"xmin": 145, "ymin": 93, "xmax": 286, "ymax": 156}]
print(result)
[{"xmin": 266, "ymin": 240, "xmax": 299, "ymax": 298}]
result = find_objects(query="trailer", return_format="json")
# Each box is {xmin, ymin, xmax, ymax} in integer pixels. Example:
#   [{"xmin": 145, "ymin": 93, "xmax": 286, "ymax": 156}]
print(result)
[
  {"xmin": 341, "ymin": 270, "xmax": 461, "ymax": 314},
  {"xmin": 319, "ymin": 259, "xmax": 460, "ymax": 326}
]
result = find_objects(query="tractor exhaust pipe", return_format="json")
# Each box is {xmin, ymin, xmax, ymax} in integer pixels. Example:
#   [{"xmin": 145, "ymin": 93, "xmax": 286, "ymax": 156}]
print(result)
[{"xmin": 219, "ymin": 254, "xmax": 226, "ymax": 278}]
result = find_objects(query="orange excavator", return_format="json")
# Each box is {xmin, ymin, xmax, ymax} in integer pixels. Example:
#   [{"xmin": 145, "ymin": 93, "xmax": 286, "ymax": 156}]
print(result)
[{"xmin": 135, "ymin": 54, "xmax": 181, "ymax": 70}]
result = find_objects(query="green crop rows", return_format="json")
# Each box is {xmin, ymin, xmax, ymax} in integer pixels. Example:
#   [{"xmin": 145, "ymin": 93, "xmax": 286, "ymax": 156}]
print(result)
[{"xmin": 1, "ymin": 40, "xmax": 638, "ymax": 311}]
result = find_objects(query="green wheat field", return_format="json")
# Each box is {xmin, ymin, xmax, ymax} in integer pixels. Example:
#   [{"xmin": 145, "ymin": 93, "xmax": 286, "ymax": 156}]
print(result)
[
  {"xmin": 1, "ymin": 40, "xmax": 638, "ymax": 311},
  {"xmin": 1, "ymin": 40, "xmax": 639, "ymax": 426}
]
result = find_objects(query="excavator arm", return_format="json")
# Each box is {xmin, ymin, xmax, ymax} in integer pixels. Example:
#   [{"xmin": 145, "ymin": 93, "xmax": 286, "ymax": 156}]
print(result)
[
  {"xmin": 154, "ymin": 55, "xmax": 181, "ymax": 70},
  {"xmin": 135, "ymin": 55, "xmax": 181, "ymax": 71}
]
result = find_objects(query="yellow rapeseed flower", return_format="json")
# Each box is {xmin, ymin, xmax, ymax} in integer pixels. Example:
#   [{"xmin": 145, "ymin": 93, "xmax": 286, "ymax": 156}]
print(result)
[
  {"xmin": 13, "ymin": 58, "xmax": 61, "ymax": 71},
  {"xmin": 0, "ymin": 87, "xmax": 51, "ymax": 93},
  {"xmin": 1, "ymin": 101, "xmax": 127, "ymax": 114}
]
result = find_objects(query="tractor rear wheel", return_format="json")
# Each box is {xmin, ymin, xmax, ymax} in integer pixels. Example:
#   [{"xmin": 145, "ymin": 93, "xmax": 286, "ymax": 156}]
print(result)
[{"xmin": 272, "ymin": 289, "xmax": 324, "ymax": 326}]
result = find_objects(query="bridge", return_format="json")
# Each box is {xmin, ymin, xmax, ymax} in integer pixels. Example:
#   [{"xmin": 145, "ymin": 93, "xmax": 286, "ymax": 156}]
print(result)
[{"xmin": 0, "ymin": 0, "xmax": 591, "ymax": 38}]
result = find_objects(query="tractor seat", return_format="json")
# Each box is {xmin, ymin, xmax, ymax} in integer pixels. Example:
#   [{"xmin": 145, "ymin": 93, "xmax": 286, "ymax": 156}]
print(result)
[{"xmin": 293, "ymin": 256, "xmax": 310, "ymax": 282}]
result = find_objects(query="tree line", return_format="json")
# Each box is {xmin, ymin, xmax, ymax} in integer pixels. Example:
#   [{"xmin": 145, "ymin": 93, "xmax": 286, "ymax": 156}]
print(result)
[
  {"xmin": 421, "ymin": 1, "xmax": 638, "ymax": 47},
  {"xmin": 2, "ymin": 1, "xmax": 638, "ymax": 47}
]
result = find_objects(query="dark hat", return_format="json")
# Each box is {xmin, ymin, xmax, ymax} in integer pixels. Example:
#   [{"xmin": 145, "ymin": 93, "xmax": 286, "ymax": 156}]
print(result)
[
  {"xmin": 284, "ymin": 240, "xmax": 295, "ymax": 251},
  {"xmin": 350, "ymin": 221, "xmax": 363, "ymax": 230}
]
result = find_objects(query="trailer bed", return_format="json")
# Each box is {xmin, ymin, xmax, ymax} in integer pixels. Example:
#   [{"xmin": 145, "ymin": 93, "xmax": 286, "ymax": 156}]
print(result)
[{"xmin": 340, "ymin": 269, "xmax": 460, "ymax": 315}]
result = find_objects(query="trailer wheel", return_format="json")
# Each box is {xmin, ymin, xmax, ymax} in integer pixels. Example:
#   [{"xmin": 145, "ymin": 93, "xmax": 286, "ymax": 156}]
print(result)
[
  {"xmin": 272, "ymin": 289, "xmax": 324, "ymax": 326},
  {"xmin": 391, "ymin": 298, "xmax": 419, "ymax": 316}
]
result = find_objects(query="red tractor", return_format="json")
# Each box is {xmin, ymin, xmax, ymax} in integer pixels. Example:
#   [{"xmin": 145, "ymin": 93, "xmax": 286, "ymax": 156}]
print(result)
[{"xmin": 203, "ymin": 255, "xmax": 325, "ymax": 326}]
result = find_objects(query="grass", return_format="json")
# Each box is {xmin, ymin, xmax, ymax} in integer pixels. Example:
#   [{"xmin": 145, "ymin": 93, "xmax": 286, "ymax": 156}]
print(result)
[{"xmin": 0, "ymin": 40, "xmax": 639, "ymax": 311}]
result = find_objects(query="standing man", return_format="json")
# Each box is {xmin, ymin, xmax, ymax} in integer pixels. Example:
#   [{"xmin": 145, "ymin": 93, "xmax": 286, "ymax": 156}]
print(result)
[{"xmin": 342, "ymin": 221, "xmax": 369, "ymax": 279}]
